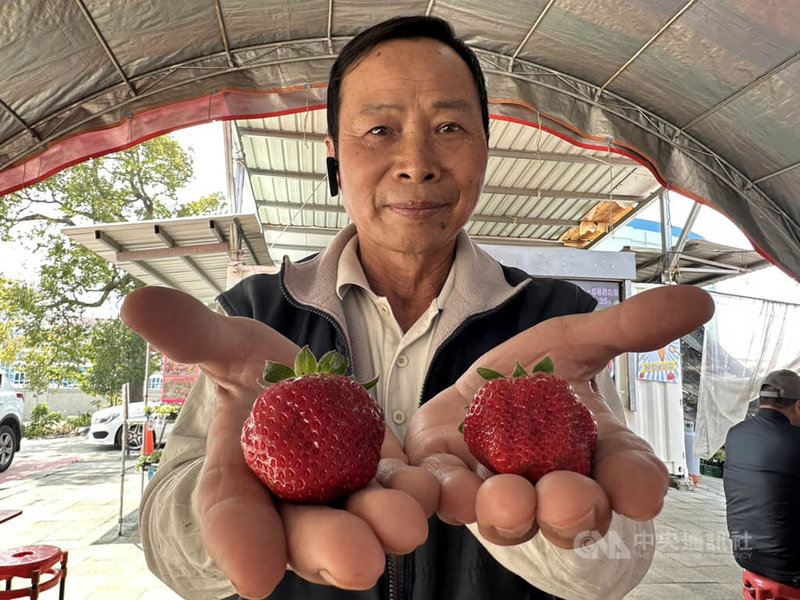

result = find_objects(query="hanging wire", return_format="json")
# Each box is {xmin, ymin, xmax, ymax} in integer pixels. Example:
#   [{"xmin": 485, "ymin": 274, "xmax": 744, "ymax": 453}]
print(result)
[
  {"xmin": 302, "ymin": 83, "xmax": 311, "ymax": 150},
  {"xmin": 266, "ymin": 176, "xmax": 327, "ymax": 255},
  {"xmin": 606, "ymin": 136, "xmax": 615, "ymax": 235}
]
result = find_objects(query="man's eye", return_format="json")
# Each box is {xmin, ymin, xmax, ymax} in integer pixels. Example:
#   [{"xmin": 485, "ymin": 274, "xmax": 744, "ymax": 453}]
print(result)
[
  {"xmin": 368, "ymin": 126, "xmax": 390, "ymax": 136},
  {"xmin": 439, "ymin": 122, "xmax": 463, "ymax": 133}
]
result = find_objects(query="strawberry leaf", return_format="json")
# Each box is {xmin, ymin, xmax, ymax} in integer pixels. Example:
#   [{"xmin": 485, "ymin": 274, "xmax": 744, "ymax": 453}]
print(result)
[
  {"xmin": 532, "ymin": 356, "xmax": 555, "ymax": 374},
  {"xmin": 458, "ymin": 421, "xmax": 465, "ymax": 434},
  {"xmin": 477, "ymin": 367, "xmax": 505, "ymax": 381},
  {"xmin": 294, "ymin": 345, "xmax": 318, "ymax": 376},
  {"xmin": 264, "ymin": 361, "xmax": 296, "ymax": 383},
  {"xmin": 318, "ymin": 350, "xmax": 349, "ymax": 376},
  {"xmin": 512, "ymin": 362, "xmax": 528, "ymax": 378},
  {"xmin": 361, "ymin": 375, "xmax": 379, "ymax": 391}
]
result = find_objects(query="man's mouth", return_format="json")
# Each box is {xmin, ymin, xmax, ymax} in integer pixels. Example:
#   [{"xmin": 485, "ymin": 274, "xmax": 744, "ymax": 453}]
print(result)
[{"xmin": 386, "ymin": 202, "xmax": 449, "ymax": 220}]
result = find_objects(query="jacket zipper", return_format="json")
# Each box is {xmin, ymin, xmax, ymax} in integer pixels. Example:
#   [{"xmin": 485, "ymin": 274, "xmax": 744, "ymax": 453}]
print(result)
[
  {"xmin": 278, "ymin": 276, "xmax": 351, "ymax": 361},
  {"xmin": 279, "ymin": 278, "xmax": 402, "ymax": 600},
  {"xmin": 418, "ymin": 290, "xmax": 525, "ymax": 406}
]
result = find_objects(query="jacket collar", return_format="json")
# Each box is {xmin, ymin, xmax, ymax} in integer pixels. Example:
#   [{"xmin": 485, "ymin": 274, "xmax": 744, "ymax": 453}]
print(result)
[{"xmin": 281, "ymin": 224, "xmax": 530, "ymax": 353}]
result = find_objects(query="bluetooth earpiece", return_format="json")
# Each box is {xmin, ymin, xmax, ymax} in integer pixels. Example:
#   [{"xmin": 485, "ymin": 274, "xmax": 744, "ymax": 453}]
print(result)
[{"xmin": 326, "ymin": 157, "xmax": 339, "ymax": 197}]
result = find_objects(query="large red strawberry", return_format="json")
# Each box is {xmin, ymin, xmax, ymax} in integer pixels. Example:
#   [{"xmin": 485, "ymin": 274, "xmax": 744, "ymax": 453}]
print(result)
[
  {"xmin": 462, "ymin": 357, "xmax": 597, "ymax": 483},
  {"xmin": 241, "ymin": 346, "xmax": 384, "ymax": 503}
]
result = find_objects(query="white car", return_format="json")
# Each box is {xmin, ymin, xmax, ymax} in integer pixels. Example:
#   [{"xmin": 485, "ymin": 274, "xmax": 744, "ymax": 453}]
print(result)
[
  {"xmin": 87, "ymin": 402, "xmax": 146, "ymax": 450},
  {"xmin": 87, "ymin": 403, "xmax": 174, "ymax": 450},
  {"xmin": 0, "ymin": 369, "xmax": 25, "ymax": 472}
]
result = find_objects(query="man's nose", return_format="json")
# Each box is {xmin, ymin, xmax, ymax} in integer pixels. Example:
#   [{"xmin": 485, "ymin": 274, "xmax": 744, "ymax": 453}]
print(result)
[{"xmin": 392, "ymin": 131, "xmax": 441, "ymax": 183}]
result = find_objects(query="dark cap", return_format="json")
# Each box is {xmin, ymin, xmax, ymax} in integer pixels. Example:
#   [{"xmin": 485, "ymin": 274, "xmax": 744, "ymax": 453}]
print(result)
[{"xmin": 761, "ymin": 369, "xmax": 800, "ymax": 400}]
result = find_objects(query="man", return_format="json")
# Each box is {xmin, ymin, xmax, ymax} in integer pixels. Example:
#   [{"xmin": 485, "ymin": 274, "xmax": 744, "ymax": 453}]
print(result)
[
  {"xmin": 723, "ymin": 369, "xmax": 800, "ymax": 589},
  {"xmin": 121, "ymin": 16, "xmax": 714, "ymax": 600}
]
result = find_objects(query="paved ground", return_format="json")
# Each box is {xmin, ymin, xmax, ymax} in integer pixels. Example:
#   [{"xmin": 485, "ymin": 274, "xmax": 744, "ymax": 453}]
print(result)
[
  {"xmin": 0, "ymin": 436, "xmax": 743, "ymax": 599},
  {"xmin": 0, "ymin": 436, "xmax": 180, "ymax": 600}
]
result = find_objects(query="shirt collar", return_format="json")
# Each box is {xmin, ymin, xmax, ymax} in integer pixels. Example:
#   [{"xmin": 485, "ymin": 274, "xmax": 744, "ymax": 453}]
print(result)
[{"xmin": 335, "ymin": 233, "xmax": 457, "ymax": 310}]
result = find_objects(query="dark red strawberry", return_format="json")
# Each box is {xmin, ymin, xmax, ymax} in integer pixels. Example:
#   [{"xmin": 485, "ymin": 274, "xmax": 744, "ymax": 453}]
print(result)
[
  {"xmin": 241, "ymin": 346, "xmax": 384, "ymax": 503},
  {"xmin": 462, "ymin": 357, "xmax": 597, "ymax": 483}
]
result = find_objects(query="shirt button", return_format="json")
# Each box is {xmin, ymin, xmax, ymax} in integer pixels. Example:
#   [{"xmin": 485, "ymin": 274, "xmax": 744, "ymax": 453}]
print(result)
[
  {"xmin": 392, "ymin": 410, "xmax": 407, "ymax": 425},
  {"xmin": 396, "ymin": 354, "xmax": 409, "ymax": 368}
]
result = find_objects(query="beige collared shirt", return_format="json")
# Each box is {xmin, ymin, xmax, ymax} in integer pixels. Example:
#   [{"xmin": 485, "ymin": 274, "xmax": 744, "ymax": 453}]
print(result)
[{"xmin": 336, "ymin": 234, "xmax": 456, "ymax": 441}]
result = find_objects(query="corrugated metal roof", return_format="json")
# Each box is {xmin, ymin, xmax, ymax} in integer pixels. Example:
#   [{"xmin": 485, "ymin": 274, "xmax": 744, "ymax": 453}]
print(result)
[
  {"xmin": 62, "ymin": 213, "xmax": 272, "ymax": 305},
  {"xmin": 627, "ymin": 239, "xmax": 770, "ymax": 286},
  {"xmin": 235, "ymin": 109, "xmax": 661, "ymax": 265}
]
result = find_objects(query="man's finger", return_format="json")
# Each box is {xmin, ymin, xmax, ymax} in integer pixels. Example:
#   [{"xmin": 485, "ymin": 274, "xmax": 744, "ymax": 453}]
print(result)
[
  {"xmin": 474, "ymin": 474, "xmax": 538, "ymax": 546},
  {"xmin": 457, "ymin": 285, "xmax": 713, "ymax": 396},
  {"xmin": 417, "ymin": 453, "xmax": 482, "ymax": 525},
  {"xmin": 279, "ymin": 502, "xmax": 386, "ymax": 590},
  {"xmin": 535, "ymin": 471, "xmax": 611, "ymax": 549},
  {"xmin": 378, "ymin": 427, "xmax": 440, "ymax": 515},
  {"xmin": 196, "ymin": 386, "xmax": 288, "ymax": 599},
  {"xmin": 120, "ymin": 286, "xmax": 300, "ymax": 380},
  {"xmin": 346, "ymin": 484, "xmax": 429, "ymax": 553}
]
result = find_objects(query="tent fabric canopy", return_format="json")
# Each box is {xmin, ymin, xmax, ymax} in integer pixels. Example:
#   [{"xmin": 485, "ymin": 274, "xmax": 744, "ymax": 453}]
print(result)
[{"xmin": 1, "ymin": 1, "xmax": 798, "ymax": 278}]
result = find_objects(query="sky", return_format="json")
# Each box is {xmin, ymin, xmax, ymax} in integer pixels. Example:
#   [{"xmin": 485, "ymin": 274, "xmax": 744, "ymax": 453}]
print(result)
[{"xmin": 1, "ymin": 120, "xmax": 799, "ymax": 308}]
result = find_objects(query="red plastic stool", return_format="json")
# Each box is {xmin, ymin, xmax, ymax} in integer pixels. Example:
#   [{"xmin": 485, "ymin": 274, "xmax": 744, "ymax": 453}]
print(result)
[
  {"xmin": 744, "ymin": 570, "xmax": 800, "ymax": 600},
  {"xmin": 0, "ymin": 545, "xmax": 67, "ymax": 599}
]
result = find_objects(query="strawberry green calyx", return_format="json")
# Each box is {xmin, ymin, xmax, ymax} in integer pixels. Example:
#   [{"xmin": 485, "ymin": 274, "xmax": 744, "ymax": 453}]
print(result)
[
  {"xmin": 264, "ymin": 346, "xmax": 378, "ymax": 390},
  {"xmin": 476, "ymin": 355, "xmax": 555, "ymax": 381}
]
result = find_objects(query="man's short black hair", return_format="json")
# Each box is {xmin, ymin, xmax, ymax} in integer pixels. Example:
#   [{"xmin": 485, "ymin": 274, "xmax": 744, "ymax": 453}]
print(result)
[{"xmin": 326, "ymin": 15, "xmax": 490, "ymax": 153}]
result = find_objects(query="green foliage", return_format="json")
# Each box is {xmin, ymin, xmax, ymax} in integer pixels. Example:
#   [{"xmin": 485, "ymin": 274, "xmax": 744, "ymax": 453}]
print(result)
[
  {"xmin": 144, "ymin": 403, "xmax": 182, "ymax": 419},
  {"xmin": 26, "ymin": 403, "xmax": 63, "ymax": 438},
  {"xmin": 136, "ymin": 449, "xmax": 163, "ymax": 470},
  {"xmin": 81, "ymin": 319, "xmax": 158, "ymax": 405},
  {"xmin": 175, "ymin": 192, "xmax": 227, "ymax": 218},
  {"xmin": 66, "ymin": 412, "xmax": 92, "ymax": 429},
  {"xmin": 0, "ymin": 134, "xmax": 226, "ymax": 397}
]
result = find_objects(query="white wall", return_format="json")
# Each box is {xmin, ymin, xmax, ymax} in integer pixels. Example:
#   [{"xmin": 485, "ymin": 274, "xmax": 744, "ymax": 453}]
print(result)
[{"xmin": 20, "ymin": 387, "xmax": 101, "ymax": 420}]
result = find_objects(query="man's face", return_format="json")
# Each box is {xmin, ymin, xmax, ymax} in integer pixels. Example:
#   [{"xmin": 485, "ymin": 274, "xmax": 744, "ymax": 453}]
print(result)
[{"xmin": 329, "ymin": 37, "xmax": 489, "ymax": 259}]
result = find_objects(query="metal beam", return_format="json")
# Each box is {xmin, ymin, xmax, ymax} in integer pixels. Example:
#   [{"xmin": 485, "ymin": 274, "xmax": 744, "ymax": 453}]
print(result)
[
  {"xmin": 596, "ymin": 0, "xmax": 697, "ymax": 100},
  {"xmin": 251, "ymin": 169, "xmax": 643, "ymax": 204},
  {"xmin": 668, "ymin": 202, "xmax": 702, "ymax": 273},
  {"xmin": 250, "ymin": 168, "xmax": 325, "ymax": 182},
  {"xmin": 116, "ymin": 242, "xmax": 229, "ymax": 261},
  {"xmin": 482, "ymin": 185, "xmax": 642, "ymax": 204},
  {"xmin": 257, "ymin": 200, "xmax": 579, "ymax": 227},
  {"xmin": 131, "ymin": 260, "xmax": 180, "ymax": 289},
  {"xmin": 269, "ymin": 242, "xmax": 328, "ymax": 253},
  {"xmin": 0, "ymin": 98, "xmax": 39, "ymax": 142},
  {"xmin": 508, "ymin": 0, "xmax": 555, "ymax": 71},
  {"xmin": 213, "ymin": 0, "xmax": 236, "ymax": 68},
  {"xmin": 238, "ymin": 128, "xmax": 638, "ymax": 166},
  {"xmin": 679, "ymin": 50, "xmax": 800, "ymax": 134},
  {"xmin": 74, "ymin": 0, "xmax": 136, "ymax": 96},
  {"xmin": 489, "ymin": 147, "xmax": 638, "ymax": 166},
  {"xmin": 95, "ymin": 230, "xmax": 123, "ymax": 252},
  {"xmin": 209, "ymin": 220, "xmax": 227, "ymax": 243},
  {"xmin": 150, "ymin": 225, "xmax": 222, "ymax": 293},
  {"xmin": 234, "ymin": 217, "xmax": 263, "ymax": 265},
  {"xmin": 263, "ymin": 224, "xmax": 562, "ymax": 247}
]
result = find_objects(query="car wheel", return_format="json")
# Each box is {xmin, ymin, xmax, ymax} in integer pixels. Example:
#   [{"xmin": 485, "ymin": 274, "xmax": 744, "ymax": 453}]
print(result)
[
  {"xmin": 127, "ymin": 423, "xmax": 143, "ymax": 451},
  {"xmin": 0, "ymin": 424, "xmax": 18, "ymax": 473}
]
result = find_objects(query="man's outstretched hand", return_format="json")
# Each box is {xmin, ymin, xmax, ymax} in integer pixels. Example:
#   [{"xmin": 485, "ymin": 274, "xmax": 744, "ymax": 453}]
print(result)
[
  {"xmin": 121, "ymin": 287, "xmax": 437, "ymax": 599},
  {"xmin": 405, "ymin": 285, "xmax": 714, "ymax": 549}
]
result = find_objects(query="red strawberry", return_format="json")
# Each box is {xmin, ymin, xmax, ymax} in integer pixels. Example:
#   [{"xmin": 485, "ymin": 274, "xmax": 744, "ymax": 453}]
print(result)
[
  {"xmin": 462, "ymin": 357, "xmax": 597, "ymax": 483},
  {"xmin": 241, "ymin": 346, "xmax": 384, "ymax": 503}
]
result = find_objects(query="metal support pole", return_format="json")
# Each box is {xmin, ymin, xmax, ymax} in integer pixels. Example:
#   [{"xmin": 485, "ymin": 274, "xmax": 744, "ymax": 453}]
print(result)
[
  {"xmin": 118, "ymin": 382, "xmax": 130, "ymax": 536},
  {"xmin": 659, "ymin": 191, "xmax": 674, "ymax": 284}
]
